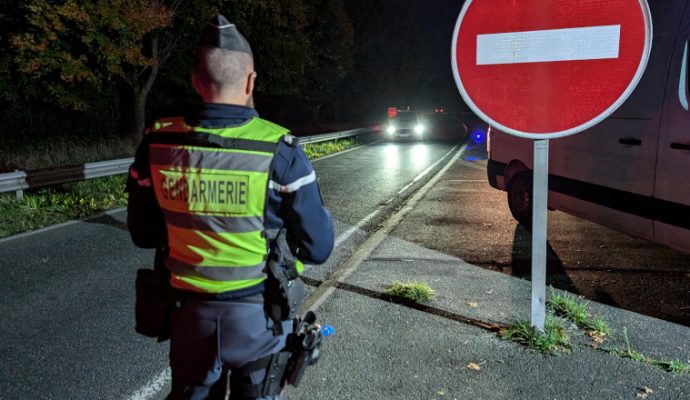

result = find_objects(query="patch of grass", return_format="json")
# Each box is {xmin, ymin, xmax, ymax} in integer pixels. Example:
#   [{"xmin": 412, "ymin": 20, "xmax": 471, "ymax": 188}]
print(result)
[
  {"xmin": 302, "ymin": 138, "xmax": 356, "ymax": 159},
  {"xmin": 587, "ymin": 315, "xmax": 611, "ymax": 338},
  {"xmin": 384, "ymin": 281, "xmax": 435, "ymax": 303},
  {"xmin": 548, "ymin": 292, "xmax": 589, "ymax": 325},
  {"xmin": 547, "ymin": 290, "xmax": 611, "ymax": 339},
  {"xmin": 0, "ymin": 176, "xmax": 127, "ymax": 237},
  {"xmin": 500, "ymin": 318, "xmax": 572, "ymax": 354}
]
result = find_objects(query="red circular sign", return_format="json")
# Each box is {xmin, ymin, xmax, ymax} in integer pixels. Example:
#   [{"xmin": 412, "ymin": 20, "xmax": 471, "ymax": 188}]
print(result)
[{"xmin": 452, "ymin": 0, "xmax": 652, "ymax": 138}]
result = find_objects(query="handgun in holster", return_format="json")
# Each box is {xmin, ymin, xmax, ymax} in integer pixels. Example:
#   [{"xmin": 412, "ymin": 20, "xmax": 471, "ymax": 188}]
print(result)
[{"xmin": 283, "ymin": 310, "xmax": 323, "ymax": 387}]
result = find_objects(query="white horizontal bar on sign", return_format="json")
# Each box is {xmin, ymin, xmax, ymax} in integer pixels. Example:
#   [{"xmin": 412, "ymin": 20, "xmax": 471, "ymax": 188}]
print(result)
[{"xmin": 476, "ymin": 25, "xmax": 621, "ymax": 65}]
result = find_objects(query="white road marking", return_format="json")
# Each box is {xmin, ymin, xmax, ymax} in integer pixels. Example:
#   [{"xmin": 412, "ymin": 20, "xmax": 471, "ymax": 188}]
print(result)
[
  {"xmin": 476, "ymin": 25, "xmax": 621, "ymax": 65},
  {"xmin": 126, "ymin": 368, "xmax": 171, "ymax": 400},
  {"xmin": 0, "ymin": 207, "xmax": 127, "ymax": 244},
  {"xmin": 304, "ymin": 145, "xmax": 466, "ymax": 313},
  {"xmin": 334, "ymin": 209, "xmax": 381, "ymax": 249},
  {"xmin": 307, "ymin": 144, "xmax": 463, "ymax": 271}
]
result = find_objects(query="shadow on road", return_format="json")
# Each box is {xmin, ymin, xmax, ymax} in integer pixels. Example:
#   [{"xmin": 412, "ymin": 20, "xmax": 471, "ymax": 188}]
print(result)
[{"xmin": 509, "ymin": 223, "xmax": 578, "ymax": 294}]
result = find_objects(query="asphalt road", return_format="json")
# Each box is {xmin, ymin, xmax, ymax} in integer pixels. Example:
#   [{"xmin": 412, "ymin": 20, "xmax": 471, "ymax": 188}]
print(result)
[
  {"xmin": 0, "ymin": 132, "xmax": 465, "ymax": 400},
  {"xmin": 393, "ymin": 139, "xmax": 690, "ymax": 327},
  {"xmin": 3, "ymin": 128, "xmax": 688, "ymax": 399}
]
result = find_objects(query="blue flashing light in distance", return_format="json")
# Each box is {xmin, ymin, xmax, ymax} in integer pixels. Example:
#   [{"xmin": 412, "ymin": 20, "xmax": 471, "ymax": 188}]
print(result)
[{"xmin": 471, "ymin": 129, "xmax": 486, "ymax": 143}]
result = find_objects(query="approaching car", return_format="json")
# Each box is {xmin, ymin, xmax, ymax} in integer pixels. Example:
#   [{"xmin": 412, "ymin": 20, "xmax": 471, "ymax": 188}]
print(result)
[{"xmin": 385, "ymin": 110, "xmax": 428, "ymax": 140}]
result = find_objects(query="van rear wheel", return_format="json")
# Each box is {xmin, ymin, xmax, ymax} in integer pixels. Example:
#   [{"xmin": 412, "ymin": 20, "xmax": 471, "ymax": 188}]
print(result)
[{"xmin": 507, "ymin": 172, "xmax": 532, "ymax": 228}]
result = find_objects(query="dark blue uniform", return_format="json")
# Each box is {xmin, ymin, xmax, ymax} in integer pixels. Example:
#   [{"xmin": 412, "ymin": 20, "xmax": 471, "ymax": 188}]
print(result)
[{"xmin": 128, "ymin": 104, "xmax": 334, "ymax": 399}]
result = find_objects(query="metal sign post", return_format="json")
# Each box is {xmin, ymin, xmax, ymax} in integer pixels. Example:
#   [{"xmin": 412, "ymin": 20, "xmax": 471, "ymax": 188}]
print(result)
[
  {"xmin": 451, "ymin": 0, "xmax": 653, "ymax": 331},
  {"xmin": 531, "ymin": 140, "xmax": 549, "ymax": 330}
]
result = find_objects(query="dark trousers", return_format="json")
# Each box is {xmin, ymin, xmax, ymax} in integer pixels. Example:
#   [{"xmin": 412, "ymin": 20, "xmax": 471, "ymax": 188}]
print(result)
[{"xmin": 166, "ymin": 299, "xmax": 291, "ymax": 400}]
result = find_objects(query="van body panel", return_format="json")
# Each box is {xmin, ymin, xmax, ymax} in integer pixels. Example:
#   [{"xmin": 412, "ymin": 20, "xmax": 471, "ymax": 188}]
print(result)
[
  {"xmin": 486, "ymin": 0, "xmax": 690, "ymax": 253},
  {"xmin": 654, "ymin": 6, "xmax": 690, "ymax": 250},
  {"xmin": 549, "ymin": 192, "xmax": 655, "ymax": 241}
]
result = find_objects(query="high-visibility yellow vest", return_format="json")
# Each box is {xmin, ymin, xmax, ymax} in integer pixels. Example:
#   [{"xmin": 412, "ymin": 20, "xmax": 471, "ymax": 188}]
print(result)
[{"xmin": 147, "ymin": 116, "xmax": 300, "ymax": 293}]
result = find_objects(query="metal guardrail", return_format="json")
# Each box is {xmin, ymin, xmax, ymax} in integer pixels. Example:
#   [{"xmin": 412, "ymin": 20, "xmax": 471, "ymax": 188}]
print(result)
[
  {"xmin": 298, "ymin": 127, "xmax": 371, "ymax": 145},
  {"xmin": 0, "ymin": 127, "xmax": 373, "ymax": 198}
]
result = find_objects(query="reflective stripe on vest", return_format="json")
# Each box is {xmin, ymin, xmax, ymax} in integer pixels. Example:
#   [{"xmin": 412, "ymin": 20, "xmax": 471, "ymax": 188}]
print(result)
[{"xmin": 148, "ymin": 117, "xmax": 290, "ymax": 293}]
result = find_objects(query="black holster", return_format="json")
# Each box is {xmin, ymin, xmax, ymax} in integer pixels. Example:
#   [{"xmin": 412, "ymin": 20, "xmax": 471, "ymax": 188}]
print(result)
[
  {"xmin": 229, "ymin": 311, "xmax": 325, "ymax": 398},
  {"xmin": 135, "ymin": 247, "xmax": 174, "ymax": 341},
  {"xmin": 264, "ymin": 229, "xmax": 304, "ymax": 335}
]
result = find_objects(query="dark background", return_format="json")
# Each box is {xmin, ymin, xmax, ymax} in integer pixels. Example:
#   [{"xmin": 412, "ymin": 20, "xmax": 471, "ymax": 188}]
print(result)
[{"xmin": 0, "ymin": 0, "xmax": 471, "ymax": 172}]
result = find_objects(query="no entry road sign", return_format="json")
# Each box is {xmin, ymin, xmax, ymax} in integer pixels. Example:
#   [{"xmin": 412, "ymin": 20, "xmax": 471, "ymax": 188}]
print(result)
[{"xmin": 452, "ymin": 0, "xmax": 652, "ymax": 138}]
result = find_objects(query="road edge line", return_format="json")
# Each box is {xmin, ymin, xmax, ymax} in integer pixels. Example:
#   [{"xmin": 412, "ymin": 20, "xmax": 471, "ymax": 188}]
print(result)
[{"xmin": 303, "ymin": 143, "xmax": 467, "ymax": 312}]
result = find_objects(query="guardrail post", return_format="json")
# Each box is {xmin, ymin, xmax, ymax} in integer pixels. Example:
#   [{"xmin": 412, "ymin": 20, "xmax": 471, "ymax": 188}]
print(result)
[{"xmin": 14, "ymin": 170, "xmax": 24, "ymax": 200}]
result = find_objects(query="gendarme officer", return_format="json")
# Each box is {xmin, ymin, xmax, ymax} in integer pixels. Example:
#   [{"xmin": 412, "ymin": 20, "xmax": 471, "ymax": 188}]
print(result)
[{"xmin": 127, "ymin": 14, "xmax": 334, "ymax": 400}]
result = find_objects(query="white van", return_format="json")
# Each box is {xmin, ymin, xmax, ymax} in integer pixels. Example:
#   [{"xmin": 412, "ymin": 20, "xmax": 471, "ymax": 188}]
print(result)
[{"xmin": 487, "ymin": 0, "xmax": 690, "ymax": 253}]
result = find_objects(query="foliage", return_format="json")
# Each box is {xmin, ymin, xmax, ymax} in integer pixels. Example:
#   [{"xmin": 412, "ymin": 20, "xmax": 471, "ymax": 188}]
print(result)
[
  {"xmin": 342, "ymin": 0, "xmax": 422, "ymax": 118},
  {"xmin": 11, "ymin": 0, "xmax": 173, "ymax": 111},
  {"xmin": 2, "ymin": 0, "xmax": 417, "ymax": 145},
  {"xmin": 1, "ymin": 133, "xmax": 135, "ymax": 172},
  {"xmin": 0, "ymin": 1, "xmax": 27, "ymax": 103},
  {"xmin": 302, "ymin": 0, "xmax": 354, "ymax": 119}
]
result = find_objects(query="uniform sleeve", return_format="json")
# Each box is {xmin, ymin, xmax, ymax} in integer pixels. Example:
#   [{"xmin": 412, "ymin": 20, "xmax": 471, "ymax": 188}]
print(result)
[
  {"xmin": 271, "ymin": 142, "xmax": 334, "ymax": 265},
  {"xmin": 126, "ymin": 138, "xmax": 166, "ymax": 249}
]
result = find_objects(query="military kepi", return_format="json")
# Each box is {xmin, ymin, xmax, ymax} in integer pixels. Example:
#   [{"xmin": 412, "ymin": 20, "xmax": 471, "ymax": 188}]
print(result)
[{"xmin": 199, "ymin": 14, "xmax": 252, "ymax": 54}]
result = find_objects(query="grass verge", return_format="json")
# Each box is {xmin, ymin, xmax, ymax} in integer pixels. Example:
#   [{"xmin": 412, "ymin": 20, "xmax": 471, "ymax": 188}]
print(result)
[
  {"xmin": 0, "ymin": 138, "xmax": 357, "ymax": 238},
  {"xmin": 302, "ymin": 138, "xmax": 356, "ymax": 159},
  {"xmin": 0, "ymin": 176, "xmax": 127, "ymax": 237},
  {"xmin": 384, "ymin": 281, "xmax": 435, "ymax": 303},
  {"xmin": 500, "ymin": 318, "xmax": 572, "ymax": 354}
]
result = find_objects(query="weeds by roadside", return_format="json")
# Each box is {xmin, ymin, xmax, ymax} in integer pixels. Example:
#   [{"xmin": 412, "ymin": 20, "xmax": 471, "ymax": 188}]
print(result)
[
  {"xmin": 501, "ymin": 290, "xmax": 690, "ymax": 375},
  {"xmin": 500, "ymin": 290, "xmax": 604, "ymax": 354},
  {"xmin": 302, "ymin": 138, "xmax": 355, "ymax": 159},
  {"xmin": 547, "ymin": 291, "xmax": 611, "ymax": 340},
  {"xmin": 384, "ymin": 281, "xmax": 436, "ymax": 303},
  {"xmin": 500, "ymin": 318, "xmax": 572, "ymax": 354},
  {"xmin": 610, "ymin": 328, "xmax": 690, "ymax": 375},
  {"xmin": 0, "ymin": 176, "xmax": 127, "ymax": 237}
]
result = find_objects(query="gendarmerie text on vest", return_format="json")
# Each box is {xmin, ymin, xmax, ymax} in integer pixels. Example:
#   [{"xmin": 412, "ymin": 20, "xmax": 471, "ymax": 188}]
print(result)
[{"xmin": 160, "ymin": 173, "xmax": 249, "ymax": 207}]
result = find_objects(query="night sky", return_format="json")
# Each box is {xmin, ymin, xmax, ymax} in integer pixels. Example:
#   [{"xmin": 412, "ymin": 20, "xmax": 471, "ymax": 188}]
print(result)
[{"xmin": 399, "ymin": 0, "xmax": 468, "ymax": 111}]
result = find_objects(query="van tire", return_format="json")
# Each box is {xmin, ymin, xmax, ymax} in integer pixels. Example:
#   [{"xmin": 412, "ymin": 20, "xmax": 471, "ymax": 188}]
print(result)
[{"xmin": 507, "ymin": 172, "xmax": 532, "ymax": 228}]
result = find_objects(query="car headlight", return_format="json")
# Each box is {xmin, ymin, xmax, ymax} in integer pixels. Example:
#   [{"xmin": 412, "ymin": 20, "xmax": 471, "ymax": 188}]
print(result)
[
  {"xmin": 414, "ymin": 124, "xmax": 425, "ymax": 134},
  {"xmin": 386, "ymin": 126, "xmax": 396, "ymax": 134}
]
